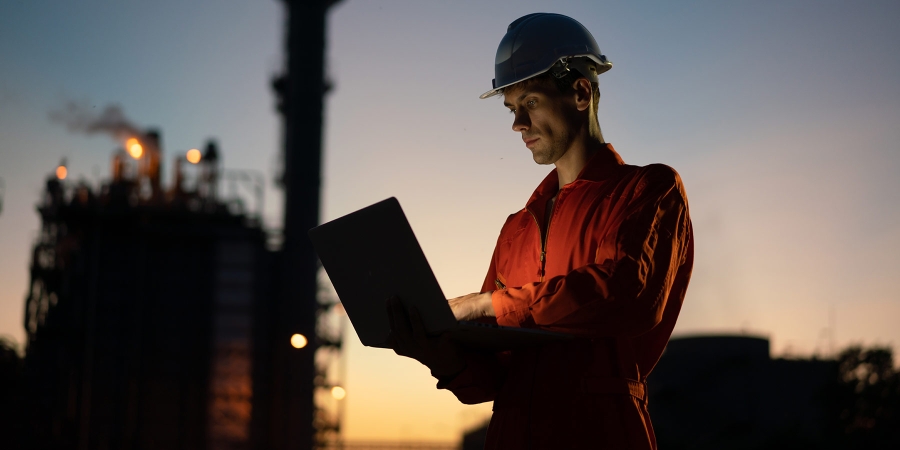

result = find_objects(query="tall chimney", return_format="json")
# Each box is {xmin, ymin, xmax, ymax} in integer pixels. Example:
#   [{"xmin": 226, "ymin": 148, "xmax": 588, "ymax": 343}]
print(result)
[
  {"xmin": 143, "ymin": 129, "xmax": 162, "ymax": 197},
  {"xmin": 272, "ymin": 1, "xmax": 341, "ymax": 449}
]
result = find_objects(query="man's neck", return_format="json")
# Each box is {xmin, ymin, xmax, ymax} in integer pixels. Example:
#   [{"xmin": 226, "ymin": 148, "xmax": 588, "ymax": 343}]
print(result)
[{"xmin": 554, "ymin": 137, "xmax": 606, "ymax": 188}]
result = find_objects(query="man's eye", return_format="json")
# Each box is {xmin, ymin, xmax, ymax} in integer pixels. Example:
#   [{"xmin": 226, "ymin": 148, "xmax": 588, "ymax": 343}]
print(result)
[
  {"xmin": 527, "ymin": 100, "xmax": 537, "ymax": 107},
  {"xmin": 508, "ymin": 109, "xmax": 516, "ymax": 114}
]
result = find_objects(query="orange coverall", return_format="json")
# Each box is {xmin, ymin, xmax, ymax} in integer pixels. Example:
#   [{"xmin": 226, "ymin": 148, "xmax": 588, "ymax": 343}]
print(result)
[{"xmin": 437, "ymin": 144, "xmax": 694, "ymax": 449}]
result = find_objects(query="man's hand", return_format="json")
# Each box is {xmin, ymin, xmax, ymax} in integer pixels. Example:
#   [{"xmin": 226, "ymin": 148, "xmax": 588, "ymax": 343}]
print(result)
[
  {"xmin": 385, "ymin": 296, "xmax": 466, "ymax": 378},
  {"xmin": 448, "ymin": 291, "xmax": 495, "ymax": 321}
]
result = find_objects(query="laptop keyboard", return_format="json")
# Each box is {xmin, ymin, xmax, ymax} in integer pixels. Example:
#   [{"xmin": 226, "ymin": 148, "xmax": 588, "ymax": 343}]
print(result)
[{"xmin": 460, "ymin": 320, "xmax": 501, "ymax": 329}]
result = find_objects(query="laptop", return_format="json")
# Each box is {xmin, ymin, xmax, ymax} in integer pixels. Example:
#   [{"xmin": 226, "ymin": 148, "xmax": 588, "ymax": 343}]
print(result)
[{"xmin": 307, "ymin": 197, "xmax": 574, "ymax": 351}]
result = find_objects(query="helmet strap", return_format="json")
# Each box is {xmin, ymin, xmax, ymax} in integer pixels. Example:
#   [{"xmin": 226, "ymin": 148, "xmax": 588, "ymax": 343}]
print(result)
[
  {"xmin": 550, "ymin": 58, "xmax": 571, "ymax": 79},
  {"xmin": 550, "ymin": 57, "xmax": 600, "ymax": 83}
]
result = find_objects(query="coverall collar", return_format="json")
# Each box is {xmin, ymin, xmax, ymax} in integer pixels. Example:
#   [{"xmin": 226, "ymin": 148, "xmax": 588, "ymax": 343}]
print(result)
[{"xmin": 525, "ymin": 143, "xmax": 625, "ymax": 215}]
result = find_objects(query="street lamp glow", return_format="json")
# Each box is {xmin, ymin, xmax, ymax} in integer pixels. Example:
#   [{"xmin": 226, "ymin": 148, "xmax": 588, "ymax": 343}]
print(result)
[
  {"xmin": 331, "ymin": 386, "xmax": 346, "ymax": 400},
  {"xmin": 126, "ymin": 138, "xmax": 143, "ymax": 159},
  {"xmin": 186, "ymin": 148, "xmax": 202, "ymax": 164},
  {"xmin": 56, "ymin": 165, "xmax": 67, "ymax": 180},
  {"xmin": 290, "ymin": 333, "xmax": 308, "ymax": 349}
]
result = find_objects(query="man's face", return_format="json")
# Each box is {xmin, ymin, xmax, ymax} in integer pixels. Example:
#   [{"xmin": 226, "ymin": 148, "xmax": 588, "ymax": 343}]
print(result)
[{"xmin": 503, "ymin": 78, "xmax": 579, "ymax": 165}]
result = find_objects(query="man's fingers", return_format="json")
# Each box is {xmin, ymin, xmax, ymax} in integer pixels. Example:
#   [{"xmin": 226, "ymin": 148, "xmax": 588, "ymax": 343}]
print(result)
[
  {"xmin": 385, "ymin": 299, "xmax": 404, "ymax": 355},
  {"xmin": 385, "ymin": 333, "xmax": 400, "ymax": 353},
  {"xmin": 386, "ymin": 297, "xmax": 396, "ymax": 334},
  {"xmin": 448, "ymin": 295, "xmax": 471, "ymax": 321},
  {"xmin": 447, "ymin": 292, "xmax": 493, "ymax": 321},
  {"xmin": 448, "ymin": 302, "xmax": 462, "ymax": 321},
  {"xmin": 388, "ymin": 297, "xmax": 414, "ymax": 344},
  {"xmin": 409, "ymin": 306, "xmax": 429, "ymax": 345}
]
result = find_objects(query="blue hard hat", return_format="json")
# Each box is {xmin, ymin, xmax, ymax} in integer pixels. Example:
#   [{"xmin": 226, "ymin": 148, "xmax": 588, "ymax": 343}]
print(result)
[{"xmin": 480, "ymin": 13, "xmax": 612, "ymax": 99}]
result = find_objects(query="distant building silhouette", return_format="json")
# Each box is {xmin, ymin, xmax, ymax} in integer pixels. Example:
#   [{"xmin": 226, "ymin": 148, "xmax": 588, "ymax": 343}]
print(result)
[
  {"xmin": 0, "ymin": 338, "xmax": 25, "ymax": 450},
  {"xmin": 17, "ymin": 0, "xmax": 350, "ymax": 448},
  {"xmin": 20, "ymin": 134, "xmax": 281, "ymax": 450},
  {"xmin": 460, "ymin": 422, "xmax": 489, "ymax": 450},
  {"xmin": 455, "ymin": 335, "xmax": 838, "ymax": 449},
  {"xmin": 647, "ymin": 335, "xmax": 837, "ymax": 449}
]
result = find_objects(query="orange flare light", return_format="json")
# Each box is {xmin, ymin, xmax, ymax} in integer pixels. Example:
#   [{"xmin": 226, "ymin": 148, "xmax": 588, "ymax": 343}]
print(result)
[
  {"xmin": 56, "ymin": 165, "xmax": 67, "ymax": 180},
  {"xmin": 186, "ymin": 148, "xmax": 202, "ymax": 164},
  {"xmin": 126, "ymin": 138, "xmax": 143, "ymax": 159},
  {"xmin": 290, "ymin": 333, "xmax": 308, "ymax": 349}
]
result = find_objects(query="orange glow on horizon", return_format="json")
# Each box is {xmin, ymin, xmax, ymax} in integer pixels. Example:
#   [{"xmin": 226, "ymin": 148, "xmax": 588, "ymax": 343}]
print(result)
[
  {"xmin": 290, "ymin": 333, "xmax": 308, "ymax": 349},
  {"xmin": 56, "ymin": 165, "xmax": 67, "ymax": 180},
  {"xmin": 186, "ymin": 148, "xmax": 202, "ymax": 164},
  {"xmin": 126, "ymin": 138, "xmax": 143, "ymax": 159}
]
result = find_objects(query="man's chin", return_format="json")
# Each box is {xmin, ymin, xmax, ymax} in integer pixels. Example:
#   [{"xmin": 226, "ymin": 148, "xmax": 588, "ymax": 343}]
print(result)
[{"xmin": 531, "ymin": 151, "xmax": 555, "ymax": 165}]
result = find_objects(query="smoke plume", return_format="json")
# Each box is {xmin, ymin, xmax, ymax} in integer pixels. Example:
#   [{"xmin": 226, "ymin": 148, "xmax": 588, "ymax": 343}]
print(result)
[{"xmin": 49, "ymin": 100, "xmax": 143, "ymax": 142}]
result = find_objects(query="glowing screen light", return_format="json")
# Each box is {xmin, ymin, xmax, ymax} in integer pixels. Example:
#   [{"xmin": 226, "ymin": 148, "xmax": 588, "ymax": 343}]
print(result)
[
  {"xmin": 331, "ymin": 386, "xmax": 346, "ymax": 400},
  {"xmin": 126, "ymin": 138, "xmax": 143, "ymax": 159},
  {"xmin": 56, "ymin": 165, "xmax": 67, "ymax": 180},
  {"xmin": 186, "ymin": 148, "xmax": 202, "ymax": 164},
  {"xmin": 290, "ymin": 333, "xmax": 308, "ymax": 349}
]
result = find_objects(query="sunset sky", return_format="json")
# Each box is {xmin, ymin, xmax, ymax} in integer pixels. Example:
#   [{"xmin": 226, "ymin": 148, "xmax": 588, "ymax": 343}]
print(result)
[{"xmin": 1, "ymin": 0, "xmax": 899, "ymax": 443}]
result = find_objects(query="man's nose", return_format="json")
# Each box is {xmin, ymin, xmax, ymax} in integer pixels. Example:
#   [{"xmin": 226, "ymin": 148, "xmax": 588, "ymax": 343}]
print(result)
[{"xmin": 512, "ymin": 110, "xmax": 530, "ymax": 132}]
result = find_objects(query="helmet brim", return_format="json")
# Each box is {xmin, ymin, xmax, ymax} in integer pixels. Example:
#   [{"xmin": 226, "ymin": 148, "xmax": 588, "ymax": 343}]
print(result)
[{"xmin": 479, "ymin": 57, "xmax": 611, "ymax": 99}]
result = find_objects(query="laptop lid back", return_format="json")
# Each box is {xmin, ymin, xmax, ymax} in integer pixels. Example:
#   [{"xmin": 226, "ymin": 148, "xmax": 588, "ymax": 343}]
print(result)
[{"xmin": 308, "ymin": 197, "xmax": 457, "ymax": 347}]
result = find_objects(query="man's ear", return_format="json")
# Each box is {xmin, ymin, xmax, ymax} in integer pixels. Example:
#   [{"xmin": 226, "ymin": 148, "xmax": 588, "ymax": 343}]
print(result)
[{"xmin": 572, "ymin": 78, "xmax": 593, "ymax": 112}]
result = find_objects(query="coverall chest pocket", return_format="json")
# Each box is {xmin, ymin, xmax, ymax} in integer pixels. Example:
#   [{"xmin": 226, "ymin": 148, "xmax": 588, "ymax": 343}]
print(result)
[{"xmin": 496, "ymin": 225, "xmax": 531, "ymax": 286}]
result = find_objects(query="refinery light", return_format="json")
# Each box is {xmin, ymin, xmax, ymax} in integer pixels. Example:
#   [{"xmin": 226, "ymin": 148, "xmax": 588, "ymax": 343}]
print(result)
[
  {"xmin": 126, "ymin": 138, "xmax": 143, "ymax": 159},
  {"xmin": 331, "ymin": 386, "xmax": 346, "ymax": 400},
  {"xmin": 186, "ymin": 148, "xmax": 202, "ymax": 164},
  {"xmin": 290, "ymin": 333, "xmax": 308, "ymax": 349}
]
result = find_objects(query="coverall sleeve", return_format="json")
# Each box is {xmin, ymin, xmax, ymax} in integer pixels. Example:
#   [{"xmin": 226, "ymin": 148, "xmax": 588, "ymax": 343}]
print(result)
[{"xmin": 492, "ymin": 165, "xmax": 692, "ymax": 338}]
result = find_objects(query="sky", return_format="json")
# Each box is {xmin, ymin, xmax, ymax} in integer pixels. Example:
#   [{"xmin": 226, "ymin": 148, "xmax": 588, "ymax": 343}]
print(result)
[{"xmin": 1, "ymin": 0, "xmax": 899, "ymax": 443}]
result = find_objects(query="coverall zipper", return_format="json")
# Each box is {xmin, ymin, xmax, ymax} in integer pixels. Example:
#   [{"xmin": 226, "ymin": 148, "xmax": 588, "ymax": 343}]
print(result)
[{"xmin": 527, "ymin": 191, "xmax": 560, "ymax": 283}]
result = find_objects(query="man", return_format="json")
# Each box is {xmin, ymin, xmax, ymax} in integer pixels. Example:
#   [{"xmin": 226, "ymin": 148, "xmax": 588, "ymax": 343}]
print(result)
[{"xmin": 387, "ymin": 13, "xmax": 693, "ymax": 449}]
